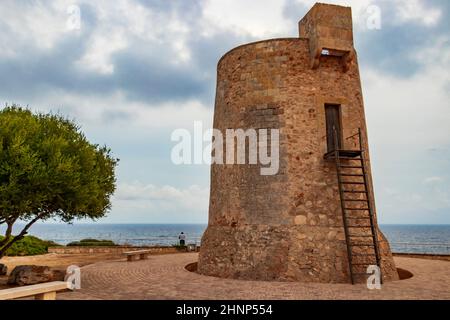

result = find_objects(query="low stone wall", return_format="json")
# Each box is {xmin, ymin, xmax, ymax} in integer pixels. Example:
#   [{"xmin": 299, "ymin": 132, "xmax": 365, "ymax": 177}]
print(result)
[
  {"xmin": 48, "ymin": 246, "xmax": 182, "ymax": 255},
  {"xmin": 393, "ymin": 252, "xmax": 450, "ymax": 262}
]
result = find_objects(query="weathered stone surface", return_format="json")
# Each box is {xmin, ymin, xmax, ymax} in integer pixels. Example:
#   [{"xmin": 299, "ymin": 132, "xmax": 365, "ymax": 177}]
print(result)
[
  {"xmin": 7, "ymin": 265, "xmax": 65, "ymax": 286},
  {"xmin": 327, "ymin": 231, "xmax": 337, "ymax": 241},
  {"xmin": 0, "ymin": 263, "xmax": 7, "ymax": 276},
  {"xmin": 295, "ymin": 215, "xmax": 307, "ymax": 225},
  {"xmin": 198, "ymin": 3, "xmax": 398, "ymax": 283}
]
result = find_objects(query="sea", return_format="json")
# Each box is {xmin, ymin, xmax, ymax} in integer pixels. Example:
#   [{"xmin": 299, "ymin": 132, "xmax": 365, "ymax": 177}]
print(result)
[{"xmin": 1, "ymin": 224, "xmax": 449, "ymax": 254}]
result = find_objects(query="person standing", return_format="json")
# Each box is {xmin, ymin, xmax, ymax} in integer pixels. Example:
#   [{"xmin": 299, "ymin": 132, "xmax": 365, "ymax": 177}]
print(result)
[{"xmin": 178, "ymin": 232, "xmax": 186, "ymax": 246}]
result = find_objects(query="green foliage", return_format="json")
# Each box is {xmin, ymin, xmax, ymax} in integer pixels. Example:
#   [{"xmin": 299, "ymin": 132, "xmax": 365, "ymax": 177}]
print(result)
[
  {"xmin": 66, "ymin": 238, "xmax": 116, "ymax": 247},
  {"xmin": 79, "ymin": 238, "xmax": 107, "ymax": 243},
  {"xmin": 0, "ymin": 105, "xmax": 118, "ymax": 223},
  {"xmin": 0, "ymin": 105, "xmax": 118, "ymax": 257},
  {"xmin": 0, "ymin": 235, "xmax": 60, "ymax": 256}
]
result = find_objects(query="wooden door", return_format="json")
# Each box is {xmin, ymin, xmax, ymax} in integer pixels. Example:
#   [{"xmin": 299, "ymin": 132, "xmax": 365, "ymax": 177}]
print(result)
[{"xmin": 325, "ymin": 104, "xmax": 342, "ymax": 152}]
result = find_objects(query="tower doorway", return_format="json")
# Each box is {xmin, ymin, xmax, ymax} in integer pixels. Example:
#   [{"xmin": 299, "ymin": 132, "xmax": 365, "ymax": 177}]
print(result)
[{"xmin": 325, "ymin": 104, "xmax": 342, "ymax": 152}]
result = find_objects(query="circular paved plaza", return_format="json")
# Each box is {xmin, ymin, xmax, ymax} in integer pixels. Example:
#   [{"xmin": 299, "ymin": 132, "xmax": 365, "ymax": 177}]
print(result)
[{"xmin": 58, "ymin": 253, "xmax": 450, "ymax": 300}]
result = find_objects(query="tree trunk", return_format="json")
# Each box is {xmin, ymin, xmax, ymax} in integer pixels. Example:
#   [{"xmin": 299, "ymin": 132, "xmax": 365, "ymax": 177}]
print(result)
[
  {"xmin": 0, "ymin": 213, "xmax": 46, "ymax": 259},
  {"xmin": 0, "ymin": 220, "xmax": 15, "ymax": 247}
]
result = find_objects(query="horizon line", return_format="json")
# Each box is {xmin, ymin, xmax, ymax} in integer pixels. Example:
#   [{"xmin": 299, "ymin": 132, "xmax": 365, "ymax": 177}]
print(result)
[{"xmin": 7, "ymin": 222, "xmax": 450, "ymax": 226}]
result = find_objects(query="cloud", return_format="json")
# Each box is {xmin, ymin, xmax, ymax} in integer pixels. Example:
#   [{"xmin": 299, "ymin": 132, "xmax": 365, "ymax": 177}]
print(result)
[
  {"xmin": 0, "ymin": 0, "xmax": 246, "ymax": 106},
  {"xmin": 278, "ymin": 1, "xmax": 449, "ymax": 78},
  {"xmin": 10, "ymin": 89, "xmax": 213, "ymax": 130},
  {"xmin": 363, "ymin": 36, "xmax": 450, "ymax": 149},
  {"xmin": 0, "ymin": 1, "xmax": 69, "ymax": 53},
  {"xmin": 363, "ymin": 36, "xmax": 450, "ymax": 224},
  {"xmin": 394, "ymin": 0, "xmax": 442, "ymax": 26},
  {"xmin": 203, "ymin": 0, "xmax": 291, "ymax": 37},
  {"xmin": 110, "ymin": 182, "xmax": 209, "ymax": 223},
  {"xmin": 2, "ymin": 0, "xmax": 446, "ymax": 108},
  {"xmin": 424, "ymin": 177, "xmax": 444, "ymax": 184},
  {"xmin": 76, "ymin": 30, "xmax": 128, "ymax": 75},
  {"xmin": 0, "ymin": 0, "xmax": 449, "ymax": 223}
]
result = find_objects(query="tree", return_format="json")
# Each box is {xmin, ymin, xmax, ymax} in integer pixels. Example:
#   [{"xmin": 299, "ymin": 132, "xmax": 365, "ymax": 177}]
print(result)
[{"xmin": 0, "ymin": 106, "xmax": 118, "ymax": 258}]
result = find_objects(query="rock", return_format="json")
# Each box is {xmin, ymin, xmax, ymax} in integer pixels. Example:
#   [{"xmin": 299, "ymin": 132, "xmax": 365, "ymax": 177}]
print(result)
[
  {"xmin": 336, "ymin": 232, "xmax": 346, "ymax": 241},
  {"xmin": 7, "ymin": 265, "xmax": 65, "ymax": 286},
  {"xmin": 0, "ymin": 263, "xmax": 7, "ymax": 276},
  {"xmin": 315, "ymin": 233, "xmax": 325, "ymax": 241},
  {"xmin": 50, "ymin": 269, "xmax": 66, "ymax": 282},
  {"xmin": 327, "ymin": 231, "xmax": 337, "ymax": 241},
  {"xmin": 297, "ymin": 233, "xmax": 307, "ymax": 240},
  {"xmin": 294, "ymin": 215, "xmax": 307, "ymax": 225}
]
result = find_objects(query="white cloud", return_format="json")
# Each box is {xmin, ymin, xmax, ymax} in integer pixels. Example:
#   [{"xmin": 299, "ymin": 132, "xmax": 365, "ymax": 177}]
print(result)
[
  {"xmin": 201, "ymin": 0, "xmax": 443, "ymax": 40},
  {"xmin": 76, "ymin": 30, "xmax": 128, "ymax": 74},
  {"xmin": 201, "ymin": 0, "xmax": 383, "ymax": 38},
  {"xmin": 362, "ymin": 36, "xmax": 450, "ymax": 223},
  {"xmin": 363, "ymin": 37, "xmax": 450, "ymax": 149},
  {"xmin": 202, "ymin": 0, "xmax": 291, "ymax": 37},
  {"xmin": 0, "ymin": 0, "xmax": 71, "ymax": 55},
  {"xmin": 0, "ymin": 0, "xmax": 196, "ymax": 68},
  {"xmin": 115, "ymin": 182, "xmax": 208, "ymax": 206},
  {"xmin": 424, "ymin": 176, "xmax": 444, "ymax": 184},
  {"xmin": 298, "ymin": 0, "xmax": 374, "ymax": 24},
  {"xmin": 23, "ymin": 90, "xmax": 213, "ymax": 130},
  {"xmin": 394, "ymin": 0, "xmax": 442, "ymax": 26},
  {"xmin": 74, "ymin": 0, "xmax": 195, "ymax": 73},
  {"xmin": 111, "ymin": 182, "xmax": 209, "ymax": 223},
  {"xmin": 296, "ymin": 0, "xmax": 443, "ymax": 30}
]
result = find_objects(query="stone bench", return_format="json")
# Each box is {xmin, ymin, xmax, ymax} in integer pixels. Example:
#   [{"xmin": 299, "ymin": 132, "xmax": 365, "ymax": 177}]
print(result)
[
  {"xmin": 124, "ymin": 250, "xmax": 152, "ymax": 262},
  {"xmin": 0, "ymin": 281, "xmax": 69, "ymax": 300}
]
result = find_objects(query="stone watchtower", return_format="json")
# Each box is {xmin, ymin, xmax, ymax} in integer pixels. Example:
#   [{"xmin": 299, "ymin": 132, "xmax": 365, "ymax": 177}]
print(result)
[{"xmin": 198, "ymin": 3, "xmax": 398, "ymax": 283}]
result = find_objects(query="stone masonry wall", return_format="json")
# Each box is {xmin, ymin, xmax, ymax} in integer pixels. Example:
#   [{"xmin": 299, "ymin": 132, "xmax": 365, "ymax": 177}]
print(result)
[
  {"xmin": 198, "ymin": 3, "xmax": 398, "ymax": 283},
  {"xmin": 198, "ymin": 37, "xmax": 398, "ymax": 283}
]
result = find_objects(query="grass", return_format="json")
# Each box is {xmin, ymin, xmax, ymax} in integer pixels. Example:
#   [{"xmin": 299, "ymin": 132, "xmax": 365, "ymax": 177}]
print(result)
[{"xmin": 0, "ymin": 235, "xmax": 60, "ymax": 256}]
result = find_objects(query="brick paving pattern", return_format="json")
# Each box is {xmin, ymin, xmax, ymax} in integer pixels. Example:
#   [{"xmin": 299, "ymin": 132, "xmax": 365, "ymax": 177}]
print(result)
[{"xmin": 58, "ymin": 253, "xmax": 450, "ymax": 300}]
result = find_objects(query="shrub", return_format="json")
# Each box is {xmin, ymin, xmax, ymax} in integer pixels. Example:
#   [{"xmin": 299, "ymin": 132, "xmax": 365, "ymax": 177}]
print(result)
[
  {"xmin": 0, "ymin": 235, "xmax": 60, "ymax": 256},
  {"xmin": 172, "ymin": 243, "xmax": 187, "ymax": 251},
  {"xmin": 66, "ymin": 239, "xmax": 116, "ymax": 247}
]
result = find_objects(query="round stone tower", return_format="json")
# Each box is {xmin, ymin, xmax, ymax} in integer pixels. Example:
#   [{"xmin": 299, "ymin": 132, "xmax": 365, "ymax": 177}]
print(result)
[{"xmin": 198, "ymin": 3, "xmax": 398, "ymax": 283}]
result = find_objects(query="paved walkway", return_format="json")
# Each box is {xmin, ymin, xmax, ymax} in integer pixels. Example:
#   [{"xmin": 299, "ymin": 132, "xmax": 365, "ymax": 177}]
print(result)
[{"xmin": 59, "ymin": 253, "xmax": 450, "ymax": 300}]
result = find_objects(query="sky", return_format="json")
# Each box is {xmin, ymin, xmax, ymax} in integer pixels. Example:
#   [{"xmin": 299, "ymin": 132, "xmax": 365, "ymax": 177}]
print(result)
[{"xmin": 0, "ymin": 0, "xmax": 449, "ymax": 224}]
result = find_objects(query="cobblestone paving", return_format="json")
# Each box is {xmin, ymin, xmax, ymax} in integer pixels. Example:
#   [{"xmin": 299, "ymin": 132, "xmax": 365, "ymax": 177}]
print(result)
[{"xmin": 58, "ymin": 253, "xmax": 450, "ymax": 300}]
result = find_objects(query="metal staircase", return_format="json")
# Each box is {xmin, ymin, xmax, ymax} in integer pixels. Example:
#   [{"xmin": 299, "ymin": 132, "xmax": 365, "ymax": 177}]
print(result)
[{"xmin": 324, "ymin": 128, "xmax": 382, "ymax": 284}]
